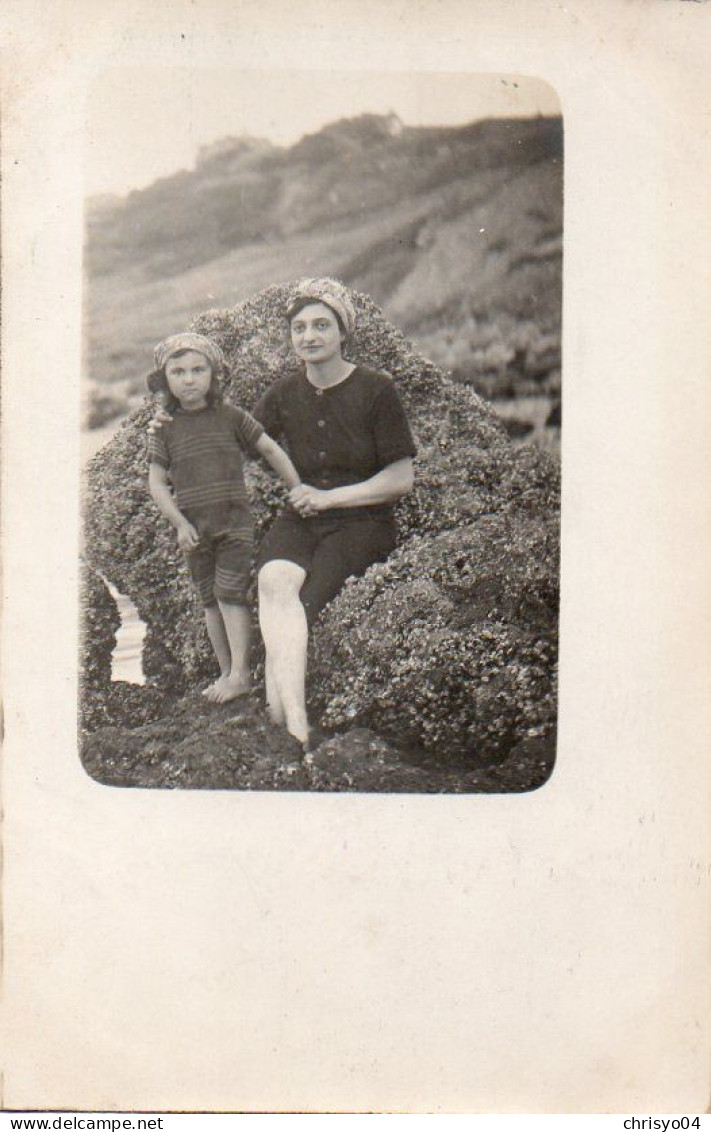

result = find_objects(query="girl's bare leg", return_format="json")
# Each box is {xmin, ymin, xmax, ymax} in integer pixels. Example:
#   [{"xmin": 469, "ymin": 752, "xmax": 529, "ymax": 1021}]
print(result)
[
  {"xmin": 202, "ymin": 604, "xmax": 231, "ymax": 699},
  {"xmin": 258, "ymin": 560, "xmax": 309, "ymax": 743},
  {"xmin": 209, "ymin": 601, "xmax": 252, "ymax": 703}
]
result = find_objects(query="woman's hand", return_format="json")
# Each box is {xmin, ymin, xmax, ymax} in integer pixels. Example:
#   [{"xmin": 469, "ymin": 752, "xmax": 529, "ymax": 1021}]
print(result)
[
  {"xmin": 288, "ymin": 459, "xmax": 414, "ymax": 516},
  {"xmin": 147, "ymin": 407, "xmax": 173, "ymax": 435},
  {"xmin": 176, "ymin": 519, "xmax": 200, "ymax": 552},
  {"xmin": 289, "ymin": 483, "xmax": 331, "ymax": 517}
]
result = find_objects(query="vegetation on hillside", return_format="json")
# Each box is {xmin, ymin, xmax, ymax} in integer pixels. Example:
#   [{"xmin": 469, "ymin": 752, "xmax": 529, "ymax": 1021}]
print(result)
[{"xmin": 84, "ymin": 114, "xmax": 563, "ymax": 435}]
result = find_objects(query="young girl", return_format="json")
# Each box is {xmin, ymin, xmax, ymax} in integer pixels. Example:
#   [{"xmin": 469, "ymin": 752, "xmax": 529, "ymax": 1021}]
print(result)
[{"xmin": 147, "ymin": 331, "xmax": 301, "ymax": 704}]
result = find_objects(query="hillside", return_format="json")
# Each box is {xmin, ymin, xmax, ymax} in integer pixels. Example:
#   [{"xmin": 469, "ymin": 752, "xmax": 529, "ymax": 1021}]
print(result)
[{"xmin": 84, "ymin": 113, "xmax": 563, "ymax": 430}]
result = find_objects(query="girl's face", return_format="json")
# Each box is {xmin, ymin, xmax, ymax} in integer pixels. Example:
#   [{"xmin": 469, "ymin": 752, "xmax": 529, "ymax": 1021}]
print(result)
[
  {"xmin": 165, "ymin": 350, "xmax": 213, "ymax": 410},
  {"xmin": 289, "ymin": 302, "xmax": 345, "ymax": 365}
]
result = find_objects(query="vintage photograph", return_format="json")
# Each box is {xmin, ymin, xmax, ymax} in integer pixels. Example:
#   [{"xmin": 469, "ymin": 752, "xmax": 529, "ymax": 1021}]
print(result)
[{"xmin": 79, "ymin": 69, "xmax": 563, "ymax": 793}]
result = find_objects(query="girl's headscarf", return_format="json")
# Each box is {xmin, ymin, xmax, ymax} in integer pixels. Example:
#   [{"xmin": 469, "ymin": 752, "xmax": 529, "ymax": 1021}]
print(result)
[
  {"xmin": 148, "ymin": 332, "xmax": 225, "ymax": 392},
  {"xmin": 153, "ymin": 332, "xmax": 224, "ymax": 373}
]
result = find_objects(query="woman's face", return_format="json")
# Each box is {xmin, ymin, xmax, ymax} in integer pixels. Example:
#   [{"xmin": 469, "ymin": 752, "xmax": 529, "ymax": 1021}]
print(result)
[{"xmin": 289, "ymin": 302, "xmax": 344, "ymax": 365}]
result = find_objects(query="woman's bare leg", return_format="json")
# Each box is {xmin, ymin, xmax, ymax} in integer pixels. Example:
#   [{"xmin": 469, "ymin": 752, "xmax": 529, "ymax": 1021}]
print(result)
[
  {"xmin": 264, "ymin": 657, "xmax": 286, "ymax": 726},
  {"xmin": 258, "ymin": 560, "xmax": 309, "ymax": 743}
]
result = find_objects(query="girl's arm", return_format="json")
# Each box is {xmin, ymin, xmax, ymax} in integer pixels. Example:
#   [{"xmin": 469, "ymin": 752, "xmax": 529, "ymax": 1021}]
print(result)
[
  {"xmin": 255, "ymin": 433, "xmax": 301, "ymax": 490},
  {"xmin": 148, "ymin": 463, "xmax": 200, "ymax": 550},
  {"xmin": 289, "ymin": 457, "xmax": 414, "ymax": 514}
]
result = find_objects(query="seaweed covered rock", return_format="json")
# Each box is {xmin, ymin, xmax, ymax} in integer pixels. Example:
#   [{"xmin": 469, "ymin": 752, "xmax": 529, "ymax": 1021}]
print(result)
[
  {"xmin": 310, "ymin": 512, "xmax": 559, "ymax": 759},
  {"xmin": 80, "ymin": 562, "xmax": 119, "ymax": 691},
  {"xmin": 81, "ymin": 695, "xmax": 555, "ymax": 793},
  {"xmin": 79, "ymin": 563, "xmax": 120, "ymax": 733},
  {"xmin": 80, "ymin": 695, "xmax": 307, "ymax": 791},
  {"xmin": 83, "ymin": 282, "xmax": 560, "ymax": 763}
]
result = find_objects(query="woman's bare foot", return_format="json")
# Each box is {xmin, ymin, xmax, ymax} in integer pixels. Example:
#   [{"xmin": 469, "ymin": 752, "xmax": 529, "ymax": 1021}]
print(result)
[{"xmin": 285, "ymin": 718, "xmax": 310, "ymax": 745}]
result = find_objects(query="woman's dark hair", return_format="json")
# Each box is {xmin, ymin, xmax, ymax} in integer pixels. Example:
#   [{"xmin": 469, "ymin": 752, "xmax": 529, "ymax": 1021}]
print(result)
[
  {"xmin": 147, "ymin": 348, "xmax": 224, "ymax": 411},
  {"xmin": 286, "ymin": 295, "xmax": 347, "ymax": 338}
]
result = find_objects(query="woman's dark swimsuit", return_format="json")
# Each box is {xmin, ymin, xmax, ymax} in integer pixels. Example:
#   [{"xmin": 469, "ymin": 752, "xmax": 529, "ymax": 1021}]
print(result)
[{"xmin": 253, "ymin": 365, "xmax": 416, "ymax": 624}]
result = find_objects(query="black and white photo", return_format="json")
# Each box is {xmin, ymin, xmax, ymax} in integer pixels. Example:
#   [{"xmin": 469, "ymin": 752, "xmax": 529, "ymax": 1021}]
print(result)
[{"xmin": 80, "ymin": 70, "xmax": 563, "ymax": 794}]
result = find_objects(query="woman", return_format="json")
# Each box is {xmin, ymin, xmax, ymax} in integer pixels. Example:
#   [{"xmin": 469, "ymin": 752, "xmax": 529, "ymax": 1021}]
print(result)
[
  {"xmin": 253, "ymin": 278, "xmax": 416, "ymax": 747},
  {"xmin": 150, "ymin": 278, "xmax": 416, "ymax": 747}
]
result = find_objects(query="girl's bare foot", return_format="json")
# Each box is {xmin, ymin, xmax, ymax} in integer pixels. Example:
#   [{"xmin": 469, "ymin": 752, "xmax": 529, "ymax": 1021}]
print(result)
[
  {"xmin": 211, "ymin": 673, "xmax": 251, "ymax": 704},
  {"xmin": 202, "ymin": 678, "xmax": 227, "ymax": 701}
]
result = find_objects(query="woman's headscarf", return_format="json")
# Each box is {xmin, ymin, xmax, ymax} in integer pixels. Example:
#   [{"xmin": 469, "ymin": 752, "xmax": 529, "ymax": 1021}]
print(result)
[{"xmin": 287, "ymin": 277, "xmax": 357, "ymax": 337}]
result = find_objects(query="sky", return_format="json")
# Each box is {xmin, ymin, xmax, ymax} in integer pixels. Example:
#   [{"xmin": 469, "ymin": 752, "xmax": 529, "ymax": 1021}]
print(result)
[{"xmin": 85, "ymin": 70, "xmax": 560, "ymax": 199}]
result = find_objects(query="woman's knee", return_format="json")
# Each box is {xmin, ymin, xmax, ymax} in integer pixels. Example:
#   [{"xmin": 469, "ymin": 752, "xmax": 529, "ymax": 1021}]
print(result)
[{"xmin": 257, "ymin": 559, "xmax": 306, "ymax": 606}]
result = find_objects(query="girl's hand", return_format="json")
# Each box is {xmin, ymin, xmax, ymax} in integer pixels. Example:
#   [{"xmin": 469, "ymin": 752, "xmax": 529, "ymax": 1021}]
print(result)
[
  {"xmin": 147, "ymin": 407, "xmax": 173, "ymax": 435},
  {"xmin": 176, "ymin": 519, "xmax": 200, "ymax": 552},
  {"xmin": 289, "ymin": 483, "xmax": 330, "ymax": 516}
]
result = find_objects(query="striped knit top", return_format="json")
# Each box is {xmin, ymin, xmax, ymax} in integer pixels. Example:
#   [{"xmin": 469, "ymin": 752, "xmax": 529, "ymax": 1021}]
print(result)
[{"xmin": 148, "ymin": 403, "xmax": 264, "ymax": 535}]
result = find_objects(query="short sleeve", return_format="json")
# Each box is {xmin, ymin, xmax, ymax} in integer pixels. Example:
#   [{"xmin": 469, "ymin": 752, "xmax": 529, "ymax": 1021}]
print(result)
[
  {"xmin": 251, "ymin": 385, "xmax": 282, "ymax": 439},
  {"xmin": 372, "ymin": 380, "xmax": 417, "ymax": 466},
  {"xmin": 228, "ymin": 405, "xmax": 265, "ymax": 457},
  {"xmin": 147, "ymin": 428, "xmax": 170, "ymax": 469}
]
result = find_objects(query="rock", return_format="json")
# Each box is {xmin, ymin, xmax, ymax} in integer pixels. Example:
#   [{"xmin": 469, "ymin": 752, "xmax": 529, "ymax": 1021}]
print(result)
[
  {"xmin": 80, "ymin": 699, "xmax": 555, "ymax": 794},
  {"xmin": 80, "ymin": 694, "xmax": 309, "ymax": 791},
  {"xmin": 304, "ymin": 728, "xmax": 434, "ymax": 792},
  {"xmin": 80, "ymin": 564, "xmax": 118, "ymax": 692},
  {"xmin": 309, "ymin": 513, "xmax": 559, "ymax": 760}
]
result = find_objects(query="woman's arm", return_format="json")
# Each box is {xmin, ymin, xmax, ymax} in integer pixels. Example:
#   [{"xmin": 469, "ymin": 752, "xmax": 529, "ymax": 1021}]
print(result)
[
  {"xmin": 148, "ymin": 463, "xmax": 200, "ymax": 550},
  {"xmin": 147, "ymin": 406, "xmax": 173, "ymax": 434},
  {"xmin": 254, "ymin": 433, "xmax": 301, "ymax": 490},
  {"xmin": 289, "ymin": 457, "xmax": 414, "ymax": 514}
]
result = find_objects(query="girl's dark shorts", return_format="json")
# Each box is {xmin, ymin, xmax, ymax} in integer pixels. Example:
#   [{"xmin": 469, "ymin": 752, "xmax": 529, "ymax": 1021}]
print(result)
[
  {"xmin": 256, "ymin": 510, "xmax": 397, "ymax": 625},
  {"xmin": 185, "ymin": 528, "xmax": 253, "ymax": 608}
]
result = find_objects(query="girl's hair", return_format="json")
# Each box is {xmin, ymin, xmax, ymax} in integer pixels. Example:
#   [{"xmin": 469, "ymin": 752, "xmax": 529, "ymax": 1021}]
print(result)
[
  {"xmin": 148, "ymin": 348, "xmax": 224, "ymax": 411},
  {"xmin": 286, "ymin": 295, "xmax": 348, "ymax": 339}
]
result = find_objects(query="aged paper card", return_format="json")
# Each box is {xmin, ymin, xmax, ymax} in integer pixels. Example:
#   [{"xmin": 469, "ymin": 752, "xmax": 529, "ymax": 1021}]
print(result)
[{"xmin": 2, "ymin": 0, "xmax": 710, "ymax": 1114}]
